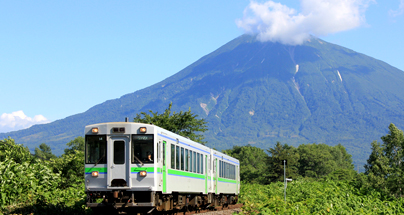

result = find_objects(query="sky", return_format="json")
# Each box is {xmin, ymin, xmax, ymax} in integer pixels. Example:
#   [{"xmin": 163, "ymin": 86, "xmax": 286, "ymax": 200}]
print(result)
[{"xmin": 1, "ymin": 0, "xmax": 403, "ymax": 133}]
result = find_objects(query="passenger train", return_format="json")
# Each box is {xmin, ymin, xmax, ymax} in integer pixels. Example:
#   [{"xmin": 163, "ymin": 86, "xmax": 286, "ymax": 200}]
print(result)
[{"xmin": 84, "ymin": 122, "xmax": 240, "ymax": 213}]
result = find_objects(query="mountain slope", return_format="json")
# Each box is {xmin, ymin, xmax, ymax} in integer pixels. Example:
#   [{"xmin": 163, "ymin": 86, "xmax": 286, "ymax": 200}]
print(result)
[{"xmin": 2, "ymin": 35, "xmax": 404, "ymax": 169}]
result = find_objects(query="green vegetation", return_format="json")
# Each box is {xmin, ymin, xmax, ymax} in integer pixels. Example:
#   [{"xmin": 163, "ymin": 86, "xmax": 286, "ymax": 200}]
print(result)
[
  {"xmin": 134, "ymin": 102, "xmax": 208, "ymax": 144},
  {"xmin": 232, "ymin": 123, "xmax": 404, "ymax": 214},
  {"xmin": 1, "ymin": 123, "xmax": 403, "ymax": 214},
  {"xmin": 0, "ymin": 137, "xmax": 89, "ymax": 214},
  {"xmin": 239, "ymin": 181, "xmax": 404, "ymax": 214},
  {"xmin": 224, "ymin": 142, "xmax": 356, "ymax": 184}
]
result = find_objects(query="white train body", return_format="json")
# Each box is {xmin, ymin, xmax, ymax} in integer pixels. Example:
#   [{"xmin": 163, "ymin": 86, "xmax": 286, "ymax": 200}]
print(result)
[{"xmin": 84, "ymin": 122, "xmax": 240, "ymax": 211}]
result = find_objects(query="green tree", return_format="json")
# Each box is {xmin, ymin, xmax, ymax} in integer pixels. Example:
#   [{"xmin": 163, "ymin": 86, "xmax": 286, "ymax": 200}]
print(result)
[
  {"xmin": 134, "ymin": 102, "xmax": 208, "ymax": 144},
  {"xmin": 267, "ymin": 142, "xmax": 300, "ymax": 182},
  {"xmin": 365, "ymin": 123, "xmax": 404, "ymax": 197},
  {"xmin": 35, "ymin": 143, "xmax": 57, "ymax": 160},
  {"xmin": 223, "ymin": 145, "xmax": 268, "ymax": 184},
  {"xmin": 364, "ymin": 140, "xmax": 391, "ymax": 195},
  {"xmin": 64, "ymin": 136, "xmax": 85, "ymax": 155}
]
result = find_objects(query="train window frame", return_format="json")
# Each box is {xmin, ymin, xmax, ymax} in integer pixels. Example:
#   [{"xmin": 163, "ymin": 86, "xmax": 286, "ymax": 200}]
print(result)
[
  {"xmin": 171, "ymin": 144, "xmax": 175, "ymax": 169},
  {"xmin": 85, "ymin": 135, "xmax": 107, "ymax": 164},
  {"xmin": 193, "ymin": 151, "xmax": 196, "ymax": 173},
  {"xmin": 176, "ymin": 145, "xmax": 180, "ymax": 170},
  {"xmin": 185, "ymin": 149, "xmax": 189, "ymax": 171},
  {"xmin": 114, "ymin": 140, "xmax": 125, "ymax": 165},
  {"xmin": 201, "ymin": 154, "xmax": 204, "ymax": 174},
  {"xmin": 131, "ymin": 134, "xmax": 154, "ymax": 164},
  {"xmin": 181, "ymin": 147, "xmax": 184, "ymax": 171},
  {"xmin": 197, "ymin": 153, "xmax": 200, "ymax": 174}
]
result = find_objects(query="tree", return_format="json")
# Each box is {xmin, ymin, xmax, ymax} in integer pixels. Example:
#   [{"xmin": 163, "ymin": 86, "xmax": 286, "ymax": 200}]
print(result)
[
  {"xmin": 267, "ymin": 142, "xmax": 300, "ymax": 182},
  {"xmin": 64, "ymin": 136, "xmax": 85, "ymax": 155},
  {"xmin": 365, "ymin": 123, "xmax": 404, "ymax": 197},
  {"xmin": 34, "ymin": 143, "xmax": 57, "ymax": 160},
  {"xmin": 223, "ymin": 145, "xmax": 268, "ymax": 184},
  {"xmin": 134, "ymin": 102, "xmax": 208, "ymax": 144}
]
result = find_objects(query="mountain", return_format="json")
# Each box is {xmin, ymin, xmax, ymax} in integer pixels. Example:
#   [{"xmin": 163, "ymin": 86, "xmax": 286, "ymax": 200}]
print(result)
[{"xmin": 2, "ymin": 34, "xmax": 404, "ymax": 169}]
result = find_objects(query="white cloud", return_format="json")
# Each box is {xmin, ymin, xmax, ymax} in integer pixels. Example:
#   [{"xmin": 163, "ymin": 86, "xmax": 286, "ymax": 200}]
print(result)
[
  {"xmin": 0, "ymin": 111, "xmax": 50, "ymax": 133},
  {"xmin": 389, "ymin": 0, "xmax": 404, "ymax": 17},
  {"xmin": 236, "ymin": 0, "xmax": 372, "ymax": 45}
]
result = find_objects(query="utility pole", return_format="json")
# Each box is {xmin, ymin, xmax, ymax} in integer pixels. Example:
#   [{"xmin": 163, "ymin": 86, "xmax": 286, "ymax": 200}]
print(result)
[
  {"xmin": 283, "ymin": 159, "xmax": 287, "ymax": 201},
  {"xmin": 283, "ymin": 159, "xmax": 292, "ymax": 202}
]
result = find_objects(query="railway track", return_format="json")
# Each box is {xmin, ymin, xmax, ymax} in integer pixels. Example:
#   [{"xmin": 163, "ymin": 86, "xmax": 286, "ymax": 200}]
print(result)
[{"xmin": 105, "ymin": 204, "xmax": 243, "ymax": 215}]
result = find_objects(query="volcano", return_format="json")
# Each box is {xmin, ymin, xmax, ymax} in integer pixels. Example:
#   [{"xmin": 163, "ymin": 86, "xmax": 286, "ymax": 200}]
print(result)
[{"xmin": 2, "ymin": 34, "xmax": 404, "ymax": 169}]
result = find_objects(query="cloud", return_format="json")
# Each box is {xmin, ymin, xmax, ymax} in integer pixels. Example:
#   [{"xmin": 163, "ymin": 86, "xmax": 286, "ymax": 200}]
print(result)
[
  {"xmin": 389, "ymin": 0, "xmax": 404, "ymax": 17},
  {"xmin": 236, "ymin": 0, "xmax": 372, "ymax": 45},
  {"xmin": 0, "ymin": 111, "xmax": 50, "ymax": 133}
]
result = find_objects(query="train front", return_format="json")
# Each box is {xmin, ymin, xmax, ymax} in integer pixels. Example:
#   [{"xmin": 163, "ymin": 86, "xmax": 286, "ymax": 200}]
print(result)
[{"xmin": 84, "ymin": 122, "xmax": 159, "ymax": 211}]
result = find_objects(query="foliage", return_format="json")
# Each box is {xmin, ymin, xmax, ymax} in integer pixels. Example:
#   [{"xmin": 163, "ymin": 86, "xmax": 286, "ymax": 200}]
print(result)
[
  {"xmin": 266, "ymin": 142, "xmax": 300, "ymax": 183},
  {"xmin": 64, "ymin": 136, "xmax": 85, "ymax": 155},
  {"xmin": 365, "ymin": 123, "xmax": 404, "ymax": 197},
  {"xmin": 297, "ymin": 143, "xmax": 354, "ymax": 179},
  {"xmin": 225, "ymin": 143, "xmax": 355, "ymax": 184},
  {"xmin": 34, "ymin": 142, "xmax": 57, "ymax": 160},
  {"xmin": 239, "ymin": 180, "xmax": 404, "ymax": 214},
  {"xmin": 0, "ymin": 138, "xmax": 89, "ymax": 214},
  {"xmin": 134, "ymin": 102, "xmax": 208, "ymax": 144},
  {"xmin": 223, "ymin": 145, "xmax": 268, "ymax": 184}
]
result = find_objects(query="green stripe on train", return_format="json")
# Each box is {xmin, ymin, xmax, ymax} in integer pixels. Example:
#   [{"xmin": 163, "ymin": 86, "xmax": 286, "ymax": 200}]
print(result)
[
  {"xmin": 131, "ymin": 167, "xmax": 160, "ymax": 173},
  {"xmin": 167, "ymin": 169, "xmax": 205, "ymax": 179},
  {"xmin": 218, "ymin": 177, "xmax": 237, "ymax": 184},
  {"xmin": 85, "ymin": 167, "xmax": 107, "ymax": 173}
]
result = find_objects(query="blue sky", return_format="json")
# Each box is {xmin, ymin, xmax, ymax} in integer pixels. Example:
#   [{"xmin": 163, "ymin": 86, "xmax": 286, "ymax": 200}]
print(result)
[{"xmin": 1, "ymin": 0, "xmax": 403, "ymax": 133}]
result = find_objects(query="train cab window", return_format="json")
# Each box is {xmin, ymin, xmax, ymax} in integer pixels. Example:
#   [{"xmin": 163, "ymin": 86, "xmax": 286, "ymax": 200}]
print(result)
[
  {"xmin": 85, "ymin": 135, "xmax": 107, "ymax": 164},
  {"xmin": 185, "ymin": 149, "xmax": 189, "ymax": 171},
  {"xmin": 132, "ymin": 135, "xmax": 154, "ymax": 164}
]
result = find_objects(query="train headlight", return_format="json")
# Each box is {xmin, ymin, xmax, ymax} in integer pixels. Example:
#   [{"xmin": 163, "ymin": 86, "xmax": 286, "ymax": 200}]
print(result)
[
  {"xmin": 139, "ymin": 171, "xmax": 147, "ymax": 177},
  {"xmin": 92, "ymin": 128, "xmax": 99, "ymax": 134},
  {"xmin": 139, "ymin": 127, "xmax": 147, "ymax": 133},
  {"xmin": 91, "ymin": 171, "xmax": 99, "ymax": 177}
]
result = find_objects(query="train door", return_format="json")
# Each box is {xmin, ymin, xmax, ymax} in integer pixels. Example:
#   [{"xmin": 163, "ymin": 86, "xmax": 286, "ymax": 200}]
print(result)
[
  {"xmin": 162, "ymin": 140, "xmax": 167, "ymax": 193},
  {"xmin": 214, "ymin": 158, "xmax": 218, "ymax": 193},
  {"xmin": 107, "ymin": 136, "xmax": 130, "ymax": 188}
]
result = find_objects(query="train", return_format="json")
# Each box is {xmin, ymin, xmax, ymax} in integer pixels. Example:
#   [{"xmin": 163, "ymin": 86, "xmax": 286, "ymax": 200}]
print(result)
[{"xmin": 84, "ymin": 122, "xmax": 240, "ymax": 213}]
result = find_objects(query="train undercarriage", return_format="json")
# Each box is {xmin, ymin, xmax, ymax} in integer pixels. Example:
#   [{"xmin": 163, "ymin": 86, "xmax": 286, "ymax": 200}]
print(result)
[{"xmin": 86, "ymin": 191, "xmax": 238, "ymax": 214}]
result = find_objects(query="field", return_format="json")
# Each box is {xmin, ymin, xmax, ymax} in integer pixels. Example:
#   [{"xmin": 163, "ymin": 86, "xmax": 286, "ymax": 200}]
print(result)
[{"xmin": 239, "ymin": 181, "xmax": 404, "ymax": 214}]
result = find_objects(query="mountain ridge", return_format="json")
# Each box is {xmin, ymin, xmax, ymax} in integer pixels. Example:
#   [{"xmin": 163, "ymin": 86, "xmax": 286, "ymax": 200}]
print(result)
[{"xmin": 2, "ymin": 34, "xmax": 404, "ymax": 170}]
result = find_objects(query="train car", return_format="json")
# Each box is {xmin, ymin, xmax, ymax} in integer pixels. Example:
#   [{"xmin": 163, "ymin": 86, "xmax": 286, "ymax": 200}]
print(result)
[{"xmin": 84, "ymin": 122, "xmax": 240, "ymax": 213}]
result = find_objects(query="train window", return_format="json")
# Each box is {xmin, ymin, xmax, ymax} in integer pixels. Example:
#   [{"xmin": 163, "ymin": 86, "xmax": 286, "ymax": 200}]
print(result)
[
  {"xmin": 171, "ymin": 144, "xmax": 175, "ymax": 169},
  {"xmin": 185, "ymin": 149, "xmax": 189, "ymax": 171},
  {"xmin": 85, "ymin": 135, "xmax": 107, "ymax": 164},
  {"xmin": 193, "ymin": 152, "xmax": 196, "ymax": 173},
  {"xmin": 176, "ymin": 146, "xmax": 180, "ymax": 170},
  {"xmin": 114, "ymin": 141, "xmax": 125, "ymax": 164},
  {"xmin": 132, "ymin": 135, "xmax": 154, "ymax": 164},
  {"xmin": 190, "ymin": 150, "xmax": 193, "ymax": 172},
  {"xmin": 181, "ymin": 147, "xmax": 184, "ymax": 171},
  {"xmin": 197, "ymin": 153, "xmax": 200, "ymax": 173},
  {"xmin": 201, "ymin": 155, "xmax": 204, "ymax": 174},
  {"xmin": 157, "ymin": 142, "xmax": 159, "ymax": 162},
  {"xmin": 219, "ymin": 161, "xmax": 222, "ymax": 178},
  {"xmin": 163, "ymin": 141, "xmax": 166, "ymax": 165}
]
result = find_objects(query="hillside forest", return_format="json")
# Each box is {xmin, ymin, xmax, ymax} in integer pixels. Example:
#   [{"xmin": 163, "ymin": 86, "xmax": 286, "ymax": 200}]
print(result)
[{"xmin": 1, "ymin": 123, "xmax": 404, "ymax": 214}]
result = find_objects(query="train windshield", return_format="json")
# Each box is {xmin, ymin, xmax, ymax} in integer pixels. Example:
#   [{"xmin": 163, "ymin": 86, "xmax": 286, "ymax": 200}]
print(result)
[
  {"xmin": 85, "ymin": 135, "xmax": 107, "ymax": 164},
  {"xmin": 132, "ymin": 134, "xmax": 154, "ymax": 164}
]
